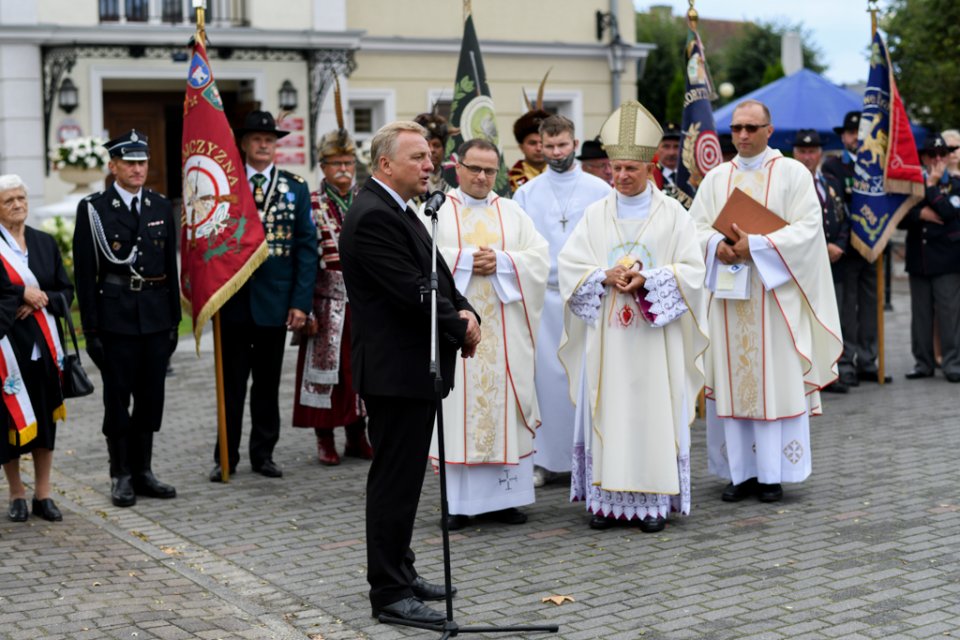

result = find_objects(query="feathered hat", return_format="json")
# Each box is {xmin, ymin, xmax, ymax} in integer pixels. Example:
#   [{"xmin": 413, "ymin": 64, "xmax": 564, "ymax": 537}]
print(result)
[
  {"xmin": 414, "ymin": 102, "xmax": 459, "ymax": 143},
  {"xmin": 513, "ymin": 70, "xmax": 552, "ymax": 144},
  {"xmin": 317, "ymin": 76, "xmax": 356, "ymax": 158}
]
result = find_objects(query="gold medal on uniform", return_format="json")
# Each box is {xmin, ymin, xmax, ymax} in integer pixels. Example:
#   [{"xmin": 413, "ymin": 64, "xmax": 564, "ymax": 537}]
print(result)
[{"xmin": 112, "ymin": 241, "xmax": 122, "ymax": 251}]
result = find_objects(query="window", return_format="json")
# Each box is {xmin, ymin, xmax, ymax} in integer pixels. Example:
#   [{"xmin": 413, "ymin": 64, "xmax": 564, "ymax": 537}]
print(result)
[
  {"xmin": 99, "ymin": 0, "xmax": 120, "ymax": 20},
  {"xmin": 347, "ymin": 89, "xmax": 396, "ymax": 145},
  {"xmin": 520, "ymin": 90, "xmax": 584, "ymax": 138},
  {"xmin": 162, "ymin": 0, "xmax": 182, "ymax": 22},
  {"xmin": 125, "ymin": 0, "xmax": 149, "ymax": 21},
  {"xmin": 353, "ymin": 106, "xmax": 374, "ymax": 135}
]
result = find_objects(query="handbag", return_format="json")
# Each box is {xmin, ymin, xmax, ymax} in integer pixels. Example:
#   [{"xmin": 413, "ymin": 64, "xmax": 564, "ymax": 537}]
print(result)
[{"xmin": 57, "ymin": 293, "xmax": 94, "ymax": 398}]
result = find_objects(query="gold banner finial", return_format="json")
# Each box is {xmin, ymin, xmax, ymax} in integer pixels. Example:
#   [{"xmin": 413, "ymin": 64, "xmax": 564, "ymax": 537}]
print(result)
[
  {"xmin": 193, "ymin": 0, "xmax": 206, "ymax": 45},
  {"xmin": 687, "ymin": 0, "xmax": 699, "ymax": 29},
  {"xmin": 868, "ymin": 0, "xmax": 879, "ymax": 37},
  {"xmin": 463, "ymin": 0, "xmax": 472, "ymax": 22}
]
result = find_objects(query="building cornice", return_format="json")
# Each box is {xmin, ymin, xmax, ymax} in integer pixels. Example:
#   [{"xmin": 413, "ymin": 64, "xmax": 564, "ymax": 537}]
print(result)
[
  {"xmin": 359, "ymin": 36, "xmax": 654, "ymax": 59},
  {"xmin": 0, "ymin": 25, "xmax": 364, "ymax": 50}
]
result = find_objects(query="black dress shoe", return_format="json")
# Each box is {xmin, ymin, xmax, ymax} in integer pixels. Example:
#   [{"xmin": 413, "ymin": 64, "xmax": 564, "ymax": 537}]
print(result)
[
  {"xmin": 589, "ymin": 514, "xmax": 612, "ymax": 530},
  {"xmin": 442, "ymin": 514, "xmax": 469, "ymax": 531},
  {"xmin": 721, "ymin": 478, "xmax": 758, "ymax": 502},
  {"xmin": 858, "ymin": 370, "xmax": 892, "ymax": 383},
  {"xmin": 111, "ymin": 476, "xmax": 136, "ymax": 507},
  {"xmin": 252, "ymin": 459, "xmax": 283, "ymax": 478},
  {"xmin": 481, "ymin": 507, "xmax": 528, "ymax": 525},
  {"xmin": 905, "ymin": 368, "xmax": 934, "ymax": 380},
  {"xmin": 946, "ymin": 373, "xmax": 960, "ymax": 383},
  {"xmin": 757, "ymin": 482, "xmax": 783, "ymax": 502},
  {"xmin": 411, "ymin": 576, "xmax": 456, "ymax": 601},
  {"xmin": 638, "ymin": 515, "xmax": 666, "ymax": 533},
  {"xmin": 133, "ymin": 472, "xmax": 176, "ymax": 499},
  {"xmin": 208, "ymin": 464, "xmax": 237, "ymax": 482},
  {"xmin": 840, "ymin": 372, "xmax": 859, "ymax": 387},
  {"xmin": 373, "ymin": 597, "xmax": 445, "ymax": 624},
  {"xmin": 32, "ymin": 497, "xmax": 62, "ymax": 522},
  {"xmin": 7, "ymin": 498, "xmax": 28, "ymax": 522},
  {"xmin": 822, "ymin": 381, "xmax": 849, "ymax": 394}
]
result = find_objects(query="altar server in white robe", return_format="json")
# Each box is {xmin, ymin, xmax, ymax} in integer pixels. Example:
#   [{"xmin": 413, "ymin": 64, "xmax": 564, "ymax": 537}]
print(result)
[
  {"xmin": 688, "ymin": 99, "xmax": 843, "ymax": 503},
  {"xmin": 429, "ymin": 138, "xmax": 549, "ymax": 530},
  {"xmin": 558, "ymin": 101, "xmax": 708, "ymax": 532},
  {"xmin": 514, "ymin": 115, "xmax": 611, "ymax": 486}
]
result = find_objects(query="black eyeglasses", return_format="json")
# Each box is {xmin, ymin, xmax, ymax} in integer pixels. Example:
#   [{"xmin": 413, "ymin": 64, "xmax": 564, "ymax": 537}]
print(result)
[
  {"xmin": 730, "ymin": 123, "xmax": 770, "ymax": 134},
  {"xmin": 459, "ymin": 162, "xmax": 498, "ymax": 178}
]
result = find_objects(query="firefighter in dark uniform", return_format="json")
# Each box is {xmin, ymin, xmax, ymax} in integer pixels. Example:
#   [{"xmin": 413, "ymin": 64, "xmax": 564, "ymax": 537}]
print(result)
[
  {"xmin": 650, "ymin": 122, "xmax": 681, "ymax": 201},
  {"xmin": 822, "ymin": 110, "xmax": 890, "ymax": 386},
  {"xmin": 898, "ymin": 134, "xmax": 960, "ymax": 383},
  {"xmin": 793, "ymin": 129, "xmax": 851, "ymax": 392},
  {"xmin": 72, "ymin": 130, "xmax": 180, "ymax": 507},
  {"xmin": 208, "ymin": 110, "xmax": 317, "ymax": 481}
]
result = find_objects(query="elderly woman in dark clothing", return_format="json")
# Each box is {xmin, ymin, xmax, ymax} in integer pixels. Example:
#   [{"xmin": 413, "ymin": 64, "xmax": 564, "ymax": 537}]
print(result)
[{"xmin": 0, "ymin": 175, "xmax": 71, "ymax": 522}]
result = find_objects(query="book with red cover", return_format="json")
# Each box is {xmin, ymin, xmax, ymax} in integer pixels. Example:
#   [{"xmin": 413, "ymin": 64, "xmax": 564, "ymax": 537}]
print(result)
[{"xmin": 712, "ymin": 187, "xmax": 787, "ymax": 242}]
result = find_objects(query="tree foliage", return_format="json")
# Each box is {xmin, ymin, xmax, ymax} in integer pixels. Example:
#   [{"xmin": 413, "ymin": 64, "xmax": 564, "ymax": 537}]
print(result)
[
  {"xmin": 715, "ymin": 21, "xmax": 825, "ymax": 99},
  {"xmin": 885, "ymin": 0, "xmax": 960, "ymax": 128},
  {"xmin": 634, "ymin": 13, "xmax": 827, "ymax": 122},
  {"xmin": 634, "ymin": 10, "xmax": 687, "ymax": 124}
]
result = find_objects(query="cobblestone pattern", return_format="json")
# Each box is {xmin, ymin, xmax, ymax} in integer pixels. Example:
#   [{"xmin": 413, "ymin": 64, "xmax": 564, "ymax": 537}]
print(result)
[{"xmin": 2, "ymin": 282, "xmax": 959, "ymax": 640}]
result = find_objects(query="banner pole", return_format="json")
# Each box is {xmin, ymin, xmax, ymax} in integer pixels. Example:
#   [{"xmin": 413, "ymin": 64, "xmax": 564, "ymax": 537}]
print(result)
[
  {"xmin": 213, "ymin": 312, "xmax": 230, "ymax": 482},
  {"xmin": 868, "ymin": 0, "xmax": 886, "ymax": 385}
]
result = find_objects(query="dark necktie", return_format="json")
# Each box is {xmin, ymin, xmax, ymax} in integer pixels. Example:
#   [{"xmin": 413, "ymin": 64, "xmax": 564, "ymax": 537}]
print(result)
[
  {"xmin": 251, "ymin": 174, "xmax": 267, "ymax": 206},
  {"xmin": 130, "ymin": 196, "xmax": 139, "ymax": 217}
]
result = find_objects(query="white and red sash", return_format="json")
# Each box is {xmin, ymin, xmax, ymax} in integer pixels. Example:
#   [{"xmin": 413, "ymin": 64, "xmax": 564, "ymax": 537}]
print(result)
[{"xmin": 0, "ymin": 237, "xmax": 66, "ymax": 445}]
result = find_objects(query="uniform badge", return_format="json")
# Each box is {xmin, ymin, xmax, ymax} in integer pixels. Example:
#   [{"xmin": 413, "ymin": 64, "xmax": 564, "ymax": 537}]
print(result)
[
  {"xmin": 266, "ymin": 213, "xmax": 274, "ymax": 223},
  {"xmin": 950, "ymin": 195, "xmax": 960, "ymax": 208},
  {"xmin": 286, "ymin": 192, "xmax": 295, "ymax": 203},
  {"xmin": 277, "ymin": 182, "xmax": 289, "ymax": 194},
  {"xmin": 112, "ymin": 199, "xmax": 121, "ymax": 208},
  {"xmin": 144, "ymin": 196, "xmax": 151, "ymax": 207},
  {"xmin": 112, "ymin": 241, "xmax": 122, "ymax": 251}
]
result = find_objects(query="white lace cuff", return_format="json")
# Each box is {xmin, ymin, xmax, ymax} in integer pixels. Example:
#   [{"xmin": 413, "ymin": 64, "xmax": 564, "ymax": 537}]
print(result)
[
  {"xmin": 636, "ymin": 267, "xmax": 688, "ymax": 327},
  {"xmin": 569, "ymin": 269, "xmax": 605, "ymax": 325}
]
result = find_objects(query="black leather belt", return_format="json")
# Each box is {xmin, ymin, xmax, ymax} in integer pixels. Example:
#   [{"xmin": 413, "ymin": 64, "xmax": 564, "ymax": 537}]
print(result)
[{"xmin": 102, "ymin": 273, "xmax": 168, "ymax": 291}]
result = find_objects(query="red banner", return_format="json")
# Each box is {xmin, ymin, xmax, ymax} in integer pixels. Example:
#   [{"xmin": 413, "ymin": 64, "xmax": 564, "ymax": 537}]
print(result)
[{"xmin": 180, "ymin": 39, "xmax": 267, "ymax": 345}]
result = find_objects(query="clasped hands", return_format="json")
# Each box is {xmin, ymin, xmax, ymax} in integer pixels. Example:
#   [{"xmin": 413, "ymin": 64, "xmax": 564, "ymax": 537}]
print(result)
[
  {"xmin": 716, "ymin": 223, "xmax": 751, "ymax": 265},
  {"xmin": 16, "ymin": 285, "xmax": 48, "ymax": 320},
  {"xmin": 471, "ymin": 246, "xmax": 497, "ymax": 276},
  {"xmin": 460, "ymin": 310, "xmax": 481, "ymax": 358},
  {"xmin": 602, "ymin": 265, "xmax": 646, "ymax": 294}
]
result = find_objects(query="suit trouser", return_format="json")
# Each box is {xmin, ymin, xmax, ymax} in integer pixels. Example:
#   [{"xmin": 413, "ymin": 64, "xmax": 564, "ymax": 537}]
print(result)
[
  {"xmin": 909, "ymin": 273, "xmax": 960, "ymax": 377},
  {"xmin": 214, "ymin": 322, "xmax": 287, "ymax": 469},
  {"xmin": 100, "ymin": 331, "xmax": 169, "ymax": 437},
  {"xmin": 363, "ymin": 393, "xmax": 436, "ymax": 609},
  {"xmin": 839, "ymin": 252, "xmax": 879, "ymax": 375}
]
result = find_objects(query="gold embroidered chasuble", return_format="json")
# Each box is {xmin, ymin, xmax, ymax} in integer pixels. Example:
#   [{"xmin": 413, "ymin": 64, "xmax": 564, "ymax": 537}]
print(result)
[
  {"xmin": 558, "ymin": 189, "xmax": 709, "ymax": 495},
  {"xmin": 689, "ymin": 150, "xmax": 843, "ymax": 421},
  {"xmin": 428, "ymin": 192, "xmax": 549, "ymax": 465}
]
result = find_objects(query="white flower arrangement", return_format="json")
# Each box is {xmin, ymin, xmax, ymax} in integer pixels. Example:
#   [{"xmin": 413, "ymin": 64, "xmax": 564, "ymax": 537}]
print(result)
[{"xmin": 50, "ymin": 136, "xmax": 111, "ymax": 171}]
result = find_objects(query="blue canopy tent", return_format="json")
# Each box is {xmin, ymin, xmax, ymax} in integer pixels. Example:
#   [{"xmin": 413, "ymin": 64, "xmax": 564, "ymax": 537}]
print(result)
[{"xmin": 713, "ymin": 69, "xmax": 862, "ymax": 151}]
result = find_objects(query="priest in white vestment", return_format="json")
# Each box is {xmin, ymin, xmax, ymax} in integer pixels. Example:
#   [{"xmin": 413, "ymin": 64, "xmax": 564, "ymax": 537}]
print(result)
[
  {"xmin": 558, "ymin": 101, "xmax": 708, "ymax": 532},
  {"xmin": 514, "ymin": 114, "xmax": 611, "ymax": 486},
  {"xmin": 688, "ymin": 100, "xmax": 843, "ymax": 503},
  {"xmin": 429, "ymin": 139, "xmax": 549, "ymax": 529}
]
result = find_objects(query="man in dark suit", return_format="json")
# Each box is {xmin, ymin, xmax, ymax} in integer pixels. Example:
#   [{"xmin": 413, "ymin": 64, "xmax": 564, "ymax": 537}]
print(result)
[
  {"xmin": 209, "ymin": 111, "xmax": 317, "ymax": 481},
  {"xmin": 73, "ymin": 130, "xmax": 180, "ymax": 507},
  {"xmin": 339, "ymin": 121, "xmax": 480, "ymax": 625},
  {"xmin": 793, "ymin": 129, "xmax": 851, "ymax": 393}
]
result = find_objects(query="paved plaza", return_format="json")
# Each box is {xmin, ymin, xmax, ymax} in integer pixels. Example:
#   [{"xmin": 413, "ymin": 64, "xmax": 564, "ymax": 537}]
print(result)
[{"xmin": 2, "ymin": 277, "xmax": 959, "ymax": 640}]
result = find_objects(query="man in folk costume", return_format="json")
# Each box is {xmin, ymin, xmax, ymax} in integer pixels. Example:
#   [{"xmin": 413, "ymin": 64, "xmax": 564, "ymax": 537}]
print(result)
[
  {"xmin": 429, "ymin": 138, "xmax": 549, "ymax": 530},
  {"xmin": 507, "ymin": 73, "xmax": 551, "ymax": 194},
  {"xmin": 649, "ymin": 122, "xmax": 682, "ymax": 201},
  {"xmin": 688, "ymin": 100, "xmax": 842, "ymax": 503},
  {"xmin": 414, "ymin": 112, "xmax": 456, "ymax": 195},
  {"xmin": 514, "ymin": 115, "xmax": 611, "ymax": 487},
  {"xmin": 558, "ymin": 101, "xmax": 708, "ymax": 533},
  {"xmin": 291, "ymin": 91, "xmax": 372, "ymax": 465}
]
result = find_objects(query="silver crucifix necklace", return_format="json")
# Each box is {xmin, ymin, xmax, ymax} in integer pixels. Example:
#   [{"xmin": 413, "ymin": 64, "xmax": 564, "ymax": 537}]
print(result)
[{"xmin": 547, "ymin": 172, "xmax": 581, "ymax": 231}]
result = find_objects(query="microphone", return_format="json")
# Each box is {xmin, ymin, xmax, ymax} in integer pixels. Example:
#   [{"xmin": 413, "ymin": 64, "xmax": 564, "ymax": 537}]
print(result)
[{"xmin": 423, "ymin": 190, "xmax": 446, "ymax": 217}]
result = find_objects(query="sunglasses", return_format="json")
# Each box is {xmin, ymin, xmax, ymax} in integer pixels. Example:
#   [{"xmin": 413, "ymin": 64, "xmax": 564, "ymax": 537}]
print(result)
[
  {"xmin": 460, "ymin": 162, "xmax": 498, "ymax": 178},
  {"xmin": 730, "ymin": 123, "xmax": 770, "ymax": 134}
]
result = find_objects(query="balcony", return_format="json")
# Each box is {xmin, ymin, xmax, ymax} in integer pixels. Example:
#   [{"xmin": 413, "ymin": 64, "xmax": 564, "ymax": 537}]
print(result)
[{"xmin": 99, "ymin": 0, "xmax": 248, "ymax": 27}]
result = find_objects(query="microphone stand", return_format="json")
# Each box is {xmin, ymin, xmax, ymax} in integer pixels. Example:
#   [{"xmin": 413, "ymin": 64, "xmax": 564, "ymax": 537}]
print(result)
[{"xmin": 378, "ymin": 195, "xmax": 559, "ymax": 638}]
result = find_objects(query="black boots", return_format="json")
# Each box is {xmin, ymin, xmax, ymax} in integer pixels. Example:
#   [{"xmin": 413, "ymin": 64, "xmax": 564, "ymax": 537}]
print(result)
[
  {"xmin": 131, "ymin": 432, "xmax": 176, "ymax": 499},
  {"xmin": 107, "ymin": 432, "xmax": 176, "ymax": 507},
  {"xmin": 106, "ymin": 437, "xmax": 136, "ymax": 507}
]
